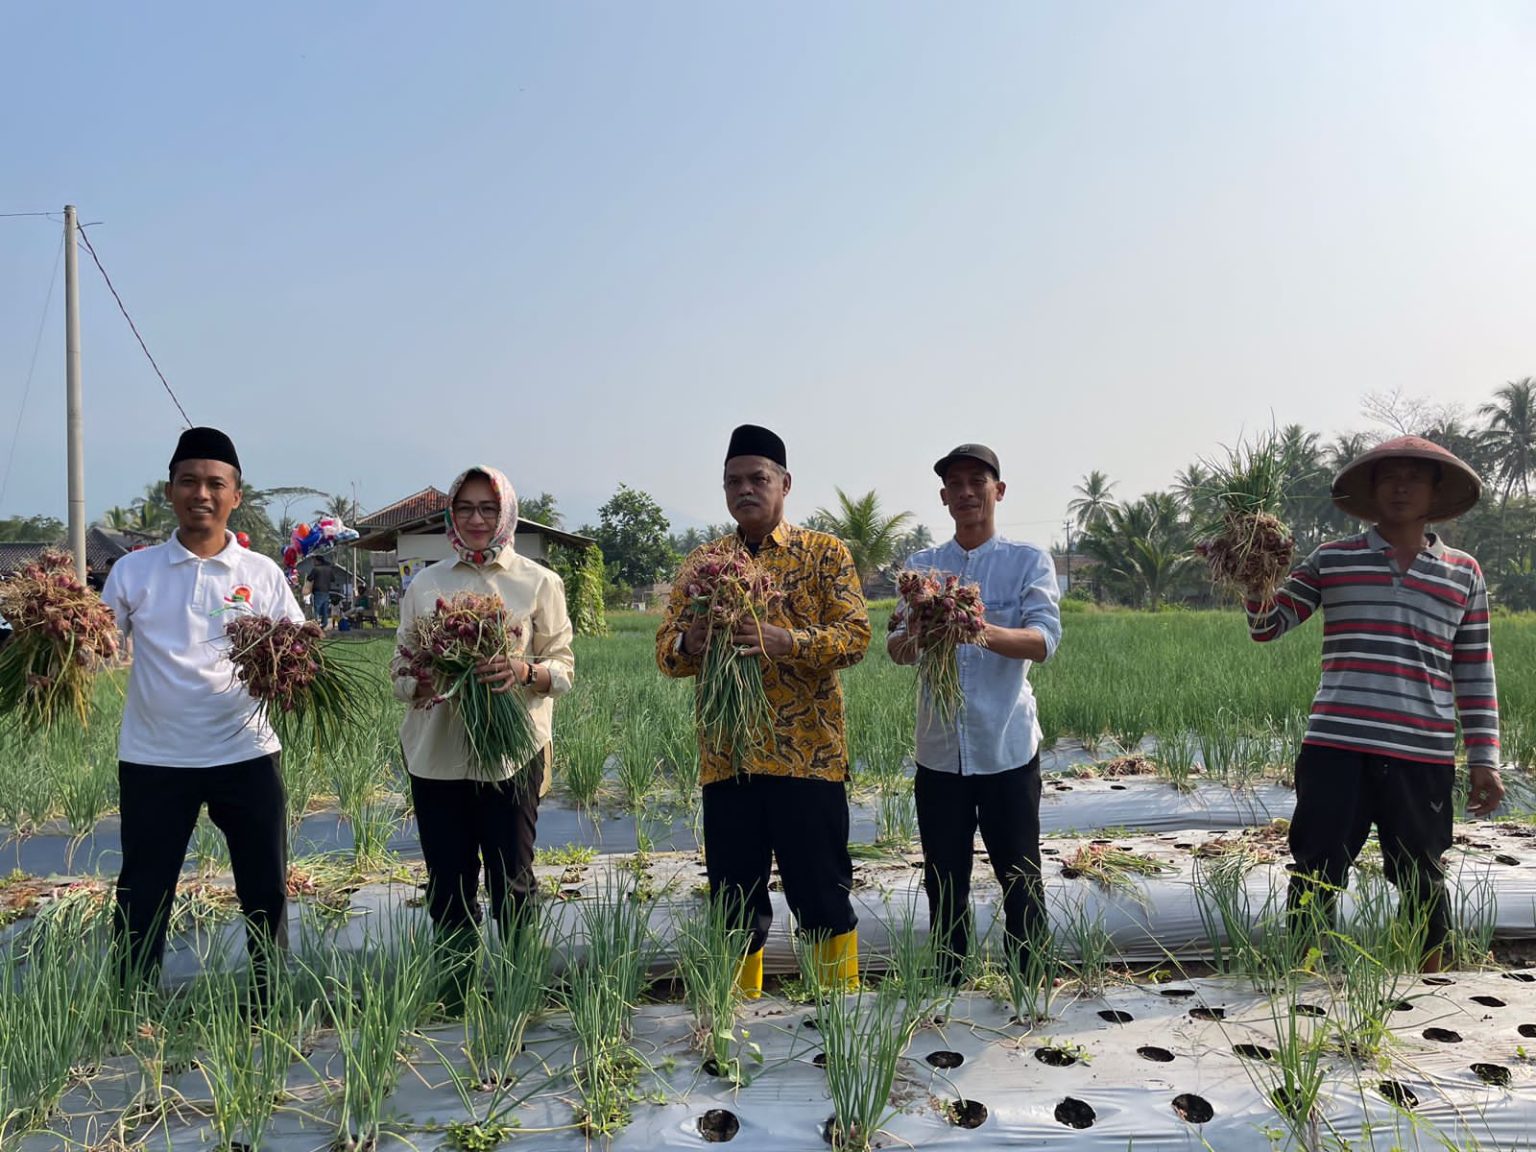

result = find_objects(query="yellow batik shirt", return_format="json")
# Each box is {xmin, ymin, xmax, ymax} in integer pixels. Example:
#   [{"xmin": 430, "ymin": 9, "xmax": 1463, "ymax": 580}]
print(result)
[{"xmin": 656, "ymin": 521, "xmax": 870, "ymax": 785}]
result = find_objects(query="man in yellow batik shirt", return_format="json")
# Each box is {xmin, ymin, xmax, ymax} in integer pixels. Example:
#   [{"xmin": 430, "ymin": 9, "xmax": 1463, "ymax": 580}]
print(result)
[{"xmin": 657, "ymin": 424, "xmax": 870, "ymax": 995}]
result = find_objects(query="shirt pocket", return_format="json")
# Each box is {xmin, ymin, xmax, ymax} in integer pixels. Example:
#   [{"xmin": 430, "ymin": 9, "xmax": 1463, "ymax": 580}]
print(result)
[{"xmin": 987, "ymin": 595, "xmax": 1023, "ymax": 629}]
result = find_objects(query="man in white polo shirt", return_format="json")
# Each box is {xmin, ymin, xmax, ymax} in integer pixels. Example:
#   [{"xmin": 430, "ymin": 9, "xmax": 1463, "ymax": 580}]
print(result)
[{"xmin": 101, "ymin": 427, "xmax": 303, "ymax": 998}]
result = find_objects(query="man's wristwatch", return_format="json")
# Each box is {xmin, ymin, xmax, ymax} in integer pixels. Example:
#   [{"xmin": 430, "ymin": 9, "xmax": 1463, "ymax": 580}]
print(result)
[{"xmin": 524, "ymin": 662, "xmax": 538, "ymax": 687}]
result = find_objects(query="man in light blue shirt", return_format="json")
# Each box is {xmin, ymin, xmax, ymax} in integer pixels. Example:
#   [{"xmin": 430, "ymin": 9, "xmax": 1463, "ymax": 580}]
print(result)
[{"xmin": 888, "ymin": 444, "xmax": 1062, "ymax": 984}]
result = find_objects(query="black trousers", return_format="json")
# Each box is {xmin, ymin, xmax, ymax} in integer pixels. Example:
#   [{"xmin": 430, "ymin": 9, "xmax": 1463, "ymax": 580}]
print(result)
[
  {"xmin": 914, "ymin": 756, "xmax": 1045, "ymax": 980},
  {"xmin": 702, "ymin": 774, "xmax": 857, "ymax": 954},
  {"xmin": 409, "ymin": 765, "xmax": 542, "ymax": 938},
  {"xmin": 115, "ymin": 755, "xmax": 288, "ymax": 989},
  {"xmin": 1287, "ymin": 743, "xmax": 1455, "ymax": 954}
]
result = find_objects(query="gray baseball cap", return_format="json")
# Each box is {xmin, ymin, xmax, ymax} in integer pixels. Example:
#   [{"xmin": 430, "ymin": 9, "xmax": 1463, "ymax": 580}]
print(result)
[{"xmin": 933, "ymin": 443, "xmax": 1001, "ymax": 480}]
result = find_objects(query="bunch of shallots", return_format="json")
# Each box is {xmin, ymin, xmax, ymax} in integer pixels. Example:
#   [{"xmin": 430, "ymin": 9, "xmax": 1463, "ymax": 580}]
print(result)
[
  {"xmin": 0, "ymin": 549, "xmax": 119, "ymax": 729},
  {"xmin": 897, "ymin": 570, "xmax": 987, "ymax": 724},
  {"xmin": 677, "ymin": 542, "xmax": 780, "ymax": 765},
  {"xmin": 1194, "ymin": 434, "xmax": 1296, "ymax": 604},
  {"xmin": 225, "ymin": 615, "xmax": 367, "ymax": 752},
  {"xmin": 403, "ymin": 591, "xmax": 537, "ymax": 775}
]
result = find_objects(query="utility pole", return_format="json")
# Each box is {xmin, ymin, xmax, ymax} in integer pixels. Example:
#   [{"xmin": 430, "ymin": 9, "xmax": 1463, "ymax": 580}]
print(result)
[
  {"xmin": 64, "ymin": 205, "xmax": 86, "ymax": 583},
  {"xmin": 1062, "ymin": 519, "xmax": 1074, "ymax": 596}
]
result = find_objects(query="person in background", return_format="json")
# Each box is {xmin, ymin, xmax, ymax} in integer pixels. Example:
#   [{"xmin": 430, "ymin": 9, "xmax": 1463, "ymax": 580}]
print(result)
[{"xmin": 306, "ymin": 554, "xmax": 336, "ymax": 631}]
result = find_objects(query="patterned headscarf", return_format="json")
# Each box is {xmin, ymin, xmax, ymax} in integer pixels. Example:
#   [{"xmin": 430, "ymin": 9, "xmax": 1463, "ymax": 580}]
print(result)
[{"xmin": 445, "ymin": 465, "xmax": 519, "ymax": 566}]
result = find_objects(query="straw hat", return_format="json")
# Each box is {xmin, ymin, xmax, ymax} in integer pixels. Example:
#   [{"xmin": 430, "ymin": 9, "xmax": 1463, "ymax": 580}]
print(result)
[{"xmin": 1331, "ymin": 435, "xmax": 1482, "ymax": 522}]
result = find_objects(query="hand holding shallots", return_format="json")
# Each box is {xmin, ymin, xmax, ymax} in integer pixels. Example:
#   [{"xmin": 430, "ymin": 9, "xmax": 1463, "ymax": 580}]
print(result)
[
  {"xmin": 676, "ymin": 542, "xmax": 781, "ymax": 766},
  {"xmin": 225, "ymin": 615, "xmax": 369, "ymax": 753},
  {"xmin": 400, "ymin": 591, "xmax": 538, "ymax": 776},
  {"xmin": 0, "ymin": 549, "xmax": 119, "ymax": 730},
  {"xmin": 897, "ymin": 569, "xmax": 987, "ymax": 724},
  {"xmin": 1193, "ymin": 434, "xmax": 1296, "ymax": 605}
]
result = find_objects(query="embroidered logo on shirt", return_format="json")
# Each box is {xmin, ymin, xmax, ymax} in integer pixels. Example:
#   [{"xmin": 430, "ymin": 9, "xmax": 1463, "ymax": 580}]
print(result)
[{"xmin": 212, "ymin": 585, "xmax": 255, "ymax": 616}]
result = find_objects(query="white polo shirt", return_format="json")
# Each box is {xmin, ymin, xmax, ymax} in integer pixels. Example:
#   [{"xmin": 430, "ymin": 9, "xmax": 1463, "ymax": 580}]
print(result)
[{"xmin": 102, "ymin": 532, "xmax": 304, "ymax": 767}]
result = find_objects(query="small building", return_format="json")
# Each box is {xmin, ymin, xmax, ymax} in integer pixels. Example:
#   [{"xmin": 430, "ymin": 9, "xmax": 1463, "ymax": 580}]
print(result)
[
  {"xmin": 352, "ymin": 487, "xmax": 595, "ymax": 587},
  {"xmin": 0, "ymin": 526, "xmax": 143, "ymax": 587}
]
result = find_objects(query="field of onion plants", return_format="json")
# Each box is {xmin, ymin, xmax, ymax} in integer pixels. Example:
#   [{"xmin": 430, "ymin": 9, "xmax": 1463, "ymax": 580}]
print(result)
[{"xmin": 2, "ymin": 606, "xmax": 1535, "ymax": 1151}]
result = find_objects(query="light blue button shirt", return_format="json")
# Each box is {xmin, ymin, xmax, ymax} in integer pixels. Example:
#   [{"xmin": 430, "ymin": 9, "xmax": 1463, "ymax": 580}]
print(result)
[{"xmin": 893, "ymin": 535, "xmax": 1062, "ymax": 775}]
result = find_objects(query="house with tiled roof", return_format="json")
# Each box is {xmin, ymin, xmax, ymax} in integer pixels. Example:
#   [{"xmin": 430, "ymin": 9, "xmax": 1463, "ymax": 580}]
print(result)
[{"xmin": 0, "ymin": 526, "xmax": 145, "ymax": 586}]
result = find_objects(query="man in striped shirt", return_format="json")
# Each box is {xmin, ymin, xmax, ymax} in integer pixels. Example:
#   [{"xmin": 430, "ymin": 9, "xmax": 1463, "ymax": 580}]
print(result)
[{"xmin": 1246, "ymin": 436, "xmax": 1501, "ymax": 972}]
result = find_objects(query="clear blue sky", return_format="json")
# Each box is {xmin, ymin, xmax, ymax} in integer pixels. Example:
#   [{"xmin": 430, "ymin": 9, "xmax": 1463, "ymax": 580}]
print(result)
[{"xmin": 3, "ymin": 2, "xmax": 1533, "ymax": 541}]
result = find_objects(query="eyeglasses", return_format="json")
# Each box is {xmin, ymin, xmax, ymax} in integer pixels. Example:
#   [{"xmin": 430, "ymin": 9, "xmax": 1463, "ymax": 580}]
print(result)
[{"xmin": 452, "ymin": 503, "xmax": 501, "ymax": 523}]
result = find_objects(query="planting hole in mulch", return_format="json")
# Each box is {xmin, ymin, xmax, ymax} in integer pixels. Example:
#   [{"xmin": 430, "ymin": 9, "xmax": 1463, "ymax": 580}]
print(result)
[
  {"xmin": 1422, "ymin": 975, "xmax": 1456, "ymax": 986},
  {"xmin": 1109, "ymin": 783, "xmax": 1127, "ymax": 790},
  {"xmin": 1293, "ymin": 1003, "xmax": 1327, "ymax": 1017},
  {"xmin": 1035, "ymin": 1046, "xmax": 1080, "ymax": 1067},
  {"xmin": 1385, "ymin": 999, "xmax": 1415, "ymax": 1012},
  {"xmin": 1234, "ymin": 1043, "xmax": 1274, "ymax": 1061},
  {"xmin": 1473, "ymin": 1063, "xmax": 1513, "ymax": 1087},
  {"xmin": 1060, "ymin": 866, "xmax": 1084, "ymax": 879},
  {"xmin": 1502, "ymin": 972, "xmax": 1536, "ymax": 983},
  {"xmin": 1098, "ymin": 1009, "xmax": 1134, "ymax": 1024},
  {"xmin": 698, "ymin": 1110, "xmax": 740, "ymax": 1143},
  {"xmin": 1053, "ymin": 1098, "xmax": 1095, "ymax": 1130},
  {"xmin": 1172, "ymin": 1093, "xmax": 1214, "ymax": 1123},
  {"xmin": 1471, "ymin": 995, "xmax": 1507, "ymax": 1008},
  {"xmin": 1519, "ymin": 1024, "xmax": 1536, "ymax": 1038},
  {"xmin": 1378, "ymin": 1081, "xmax": 1418, "ymax": 1109},
  {"xmin": 1189, "ymin": 1006, "xmax": 1226, "ymax": 1021},
  {"xmin": 926, "ymin": 1050, "xmax": 964, "ymax": 1069},
  {"xmin": 1137, "ymin": 1045, "xmax": 1175, "ymax": 1063},
  {"xmin": 1271, "ymin": 1086, "xmax": 1311, "ymax": 1117},
  {"xmin": 1495, "ymin": 854, "xmax": 1521, "ymax": 866},
  {"xmin": 802, "ymin": 1016, "xmax": 819, "ymax": 1030},
  {"xmin": 946, "ymin": 1099, "xmax": 988, "ymax": 1129},
  {"xmin": 1159, "ymin": 987, "xmax": 1197, "ymax": 998},
  {"xmin": 812, "ymin": 1052, "xmax": 827, "ymax": 1068},
  {"xmin": 1423, "ymin": 1027, "xmax": 1463, "ymax": 1043}
]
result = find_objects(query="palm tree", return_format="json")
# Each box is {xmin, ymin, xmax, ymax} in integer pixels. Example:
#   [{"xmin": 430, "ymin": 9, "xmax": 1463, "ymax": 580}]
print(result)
[
  {"xmin": 1067, "ymin": 471, "xmax": 1118, "ymax": 530},
  {"xmin": 1080, "ymin": 493, "xmax": 1194, "ymax": 609},
  {"xmin": 98, "ymin": 506, "xmax": 135, "ymax": 531},
  {"xmin": 130, "ymin": 482, "xmax": 173, "ymax": 538},
  {"xmin": 813, "ymin": 488, "xmax": 912, "ymax": 588},
  {"xmin": 315, "ymin": 493, "xmax": 360, "ymax": 524},
  {"xmin": 1478, "ymin": 378, "xmax": 1536, "ymax": 501}
]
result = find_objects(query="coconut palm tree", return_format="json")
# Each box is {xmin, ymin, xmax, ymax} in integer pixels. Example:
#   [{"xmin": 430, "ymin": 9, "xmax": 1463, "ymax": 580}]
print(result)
[
  {"xmin": 1477, "ymin": 378, "xmax": 1536, "ymax": 501},
  {"xmin": 813, "ymin": 488, "xmax": 912, "ymax": 588},
  {"xmin": 1067, "ymin": 471, "xmax": 1118, "ymax": 531},
  {"xmin": 98, "ymin": 506, "xmax": 136, "ymax": 531}
]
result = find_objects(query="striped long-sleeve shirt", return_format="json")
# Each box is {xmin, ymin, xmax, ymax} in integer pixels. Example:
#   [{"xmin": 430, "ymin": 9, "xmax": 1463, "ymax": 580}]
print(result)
[{"xmin": 1245, "ymin": 528, "xmax": 1499, "ymax": 767}]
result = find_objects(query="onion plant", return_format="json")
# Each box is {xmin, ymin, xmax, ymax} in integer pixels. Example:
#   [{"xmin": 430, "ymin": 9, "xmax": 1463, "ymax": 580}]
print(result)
[
  {"xmin": 556, "ymin": 719, "xmax": 611, "ymax": 814},
  {"xmin": 1003, "ymin": 926, "xmax": 1062, "ymax": 1026},
  {"xmin": 676, "ymin": 896, "xmax": 759, "ymax": 1084},
  {"xmin": 425, "ymin": 906, "xmax": 556, "ymax": 1141},
  {"xmin": 194, "ymin": 961, "xmax": 308, "ymax": 1152},
  {"xmin": 1058, "ymin": 899, "xmax": 1112, "ymax": 996},
  {"xmin": 801, "ymin": 936, "xmax": 917, "ymax": 1152},
  {"xmin": 877, "ymin": 892, "xmax": 949, "ymax": 1024},
  {"xmin": 0, "ymin": 899, "xmax": 116, "ymax": 1142},
  {"xmin": 307, "ymin": 910, "xmax": 436, "ymax": 1151}
]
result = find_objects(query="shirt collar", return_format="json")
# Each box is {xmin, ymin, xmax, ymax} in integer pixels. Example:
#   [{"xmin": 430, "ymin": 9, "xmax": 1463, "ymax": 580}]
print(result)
[
  {"xmin": 454, "ymin": 544, "xmax": 519, "ymax": 572},
  {"xmin": 1365, "ymin": 526, "xmax": 1442, "ymax": 558},
  {"xmin": 167, "ymin": 530, "xmax": 241, "ymax": 567},
  {"xmin": 945, "ymin": 532, "xmax": 1000, "ymax": 558},
  {"xmin": 741, "ymin": 520, "xmax": 793, "ymax": 550}
]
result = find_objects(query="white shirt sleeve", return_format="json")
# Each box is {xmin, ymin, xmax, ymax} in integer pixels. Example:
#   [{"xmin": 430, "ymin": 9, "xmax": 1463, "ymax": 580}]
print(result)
[{"xmin": 101, "ymin": 560, "xmax": 133, "ymax": 645}]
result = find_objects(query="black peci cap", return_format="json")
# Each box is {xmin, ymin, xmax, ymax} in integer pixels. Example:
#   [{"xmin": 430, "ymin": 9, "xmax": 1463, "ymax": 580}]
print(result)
[
  {"xmin": 169, "ymin": 426, "xmax": 241, "ymax": 477},
  {"xmin": 725, "ymin": 424, "xmax": 787, "ymax": 469}
]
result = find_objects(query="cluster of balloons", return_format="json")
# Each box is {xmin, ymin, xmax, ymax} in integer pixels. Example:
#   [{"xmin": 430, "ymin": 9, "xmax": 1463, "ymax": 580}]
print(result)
[{"xmin": 281, "ymin": 516, "xmax": 360, "ymax": 573}]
